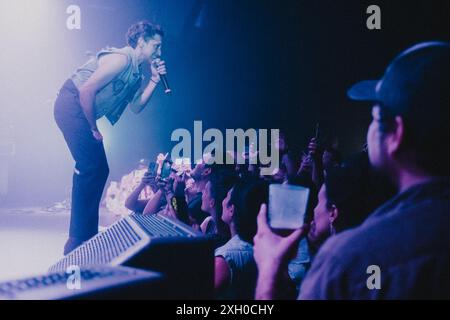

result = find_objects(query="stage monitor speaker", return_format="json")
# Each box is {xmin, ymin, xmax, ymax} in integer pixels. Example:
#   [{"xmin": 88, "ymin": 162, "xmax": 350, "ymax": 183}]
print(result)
[
  {"xmin": 49, "ymin": 213, "xmax": 214, "ymax": 299},
  {"xmin": 0, "ymin": 265, "xmax": 163, "ymax": 300}
]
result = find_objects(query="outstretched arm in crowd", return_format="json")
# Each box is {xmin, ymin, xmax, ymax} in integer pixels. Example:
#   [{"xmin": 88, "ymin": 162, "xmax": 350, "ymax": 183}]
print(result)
[
  {"xmin": 143, "ymin": 186, "xmax": 165, "ymax": 215},
  {"xmin": 253, "ymin": 204, "xmax": 308, "ymax": 300},
  {"xmin": 125, "ymin": 172, "xmax": 155, "ymax": 212}
]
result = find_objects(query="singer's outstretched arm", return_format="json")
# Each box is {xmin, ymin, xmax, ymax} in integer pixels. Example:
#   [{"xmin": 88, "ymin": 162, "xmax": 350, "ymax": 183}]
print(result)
[{"xmin": 129, "ymin": 59, "xmax": 166, "ymax": 113}]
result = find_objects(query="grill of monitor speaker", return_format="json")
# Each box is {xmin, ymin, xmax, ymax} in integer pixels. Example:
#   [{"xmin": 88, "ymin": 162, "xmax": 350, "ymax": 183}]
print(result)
[
  {"xmin": 0, "ymin": 265, "xmax": 164, "ymax": 300},
  {"xmin": 49, "ymin": 214, "xmax": 214, "ymax": 299}
]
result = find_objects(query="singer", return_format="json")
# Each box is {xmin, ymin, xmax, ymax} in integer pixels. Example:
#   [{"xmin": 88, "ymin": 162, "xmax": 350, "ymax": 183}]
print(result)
[{"xmin": 53, "ymin": 21, "xmax": 167, "ymax": 254}]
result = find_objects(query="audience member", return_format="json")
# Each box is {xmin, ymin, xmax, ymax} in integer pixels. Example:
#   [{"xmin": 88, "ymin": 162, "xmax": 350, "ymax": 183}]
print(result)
[
  {"xmin": 254, "ymin": 41, "xmax": 450, "ymax": 299},
  {"xmin": 215, "ymin": 178, "xmax": 268, "ymax": 299}
]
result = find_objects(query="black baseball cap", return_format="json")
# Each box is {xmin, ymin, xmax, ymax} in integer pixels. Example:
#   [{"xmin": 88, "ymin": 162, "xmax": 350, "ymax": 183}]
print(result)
[{"xmin": 347, "ymin": 41, "xmax": 450, "ymax": 117}]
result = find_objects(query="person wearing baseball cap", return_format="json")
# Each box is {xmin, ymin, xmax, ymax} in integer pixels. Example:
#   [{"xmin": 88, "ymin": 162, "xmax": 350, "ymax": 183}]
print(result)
[
  {"xmin": 253, "ymin": 42, "xmax": 450, "ymax": 299},
  {"xmin": 347, "ymin": 41, "xmax": 450, "ymax": 180}
]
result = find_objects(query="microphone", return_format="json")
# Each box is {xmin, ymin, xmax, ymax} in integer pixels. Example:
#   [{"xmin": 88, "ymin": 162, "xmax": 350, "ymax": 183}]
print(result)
[
  {"xmin": 160, "ymin": 74, "xmax": 172, "ymax": 94},
  {"xmin": 152, "ymin": 58, "xmax": 172, "ymax": 95}
]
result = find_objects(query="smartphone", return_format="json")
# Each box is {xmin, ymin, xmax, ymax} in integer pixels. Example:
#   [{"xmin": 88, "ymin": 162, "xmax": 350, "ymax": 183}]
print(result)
[
  {"xmin": 160, "ymin": 160, "xmax": 172, "ymax": 181},
  {"xmin": 268, "ymin": 184, "xmax": 310, "ymax": 233},
  {"xmin": 147, "ymin": 162, "xmax": 157, "ymax": 176}
]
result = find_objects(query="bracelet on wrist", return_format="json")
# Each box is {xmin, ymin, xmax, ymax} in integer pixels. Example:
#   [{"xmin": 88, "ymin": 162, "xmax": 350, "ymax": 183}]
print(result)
[{"xmin": 150, "ymin": 78, "xmax": 159, "ymax": 84}]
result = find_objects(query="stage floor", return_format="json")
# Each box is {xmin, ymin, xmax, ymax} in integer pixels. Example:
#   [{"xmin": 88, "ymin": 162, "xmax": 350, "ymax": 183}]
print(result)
[{"xmin": 0, "ymin": 205, "xmax": 120, "ymax": 282}]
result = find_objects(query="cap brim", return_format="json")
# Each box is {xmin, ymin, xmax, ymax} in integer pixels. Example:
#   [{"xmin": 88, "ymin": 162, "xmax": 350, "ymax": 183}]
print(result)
[{"xmin": 347, "ymin": 80, "xmax": 379, "ymax": 101}]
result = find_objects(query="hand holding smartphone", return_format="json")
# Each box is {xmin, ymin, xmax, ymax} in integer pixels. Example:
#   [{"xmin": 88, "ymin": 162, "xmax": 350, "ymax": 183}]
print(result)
[
  {"xmin": 147, "ymin": 162, "xmax": 157, "ymax": 176},
  {"xmin": 268, "ymin": 184, "xmax": 310, "ymax": 235},
  {"xmin": 160, "ymin": 160, "xmax": 173, "ymax": 181}
]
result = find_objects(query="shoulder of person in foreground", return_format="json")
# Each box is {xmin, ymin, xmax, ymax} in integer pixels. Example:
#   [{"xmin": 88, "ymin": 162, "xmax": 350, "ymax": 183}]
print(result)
[
  {"xmin": 298, "ymin": 191, "xmax": 450, "ymax": 300},
  {"xmin": 298, "ymin": 226, "xmax": 366, "ymax": 300}
]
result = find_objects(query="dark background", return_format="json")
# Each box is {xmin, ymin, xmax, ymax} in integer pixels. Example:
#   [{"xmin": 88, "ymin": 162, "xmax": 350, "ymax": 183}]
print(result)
[{"xmin": 1, "ymin": 0, "xmax": 449, "ymax": 205}]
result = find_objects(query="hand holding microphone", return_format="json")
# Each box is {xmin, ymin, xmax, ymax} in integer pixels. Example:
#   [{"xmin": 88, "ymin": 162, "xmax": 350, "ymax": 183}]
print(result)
[{"xmin": 150, "ymin": 58, "xmax": 171, "ymax": 94}]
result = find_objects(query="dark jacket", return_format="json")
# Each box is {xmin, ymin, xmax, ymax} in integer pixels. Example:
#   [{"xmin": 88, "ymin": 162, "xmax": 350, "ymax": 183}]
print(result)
[{"xmin": 299, "ymin": 178, "xmax": 450, "ymax": 299}]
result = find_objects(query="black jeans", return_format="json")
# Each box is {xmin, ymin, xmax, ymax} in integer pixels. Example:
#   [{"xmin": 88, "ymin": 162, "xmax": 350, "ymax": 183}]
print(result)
[{"xmin": 54, "ymin": 79, "xmax": 109, "ymax": 254}]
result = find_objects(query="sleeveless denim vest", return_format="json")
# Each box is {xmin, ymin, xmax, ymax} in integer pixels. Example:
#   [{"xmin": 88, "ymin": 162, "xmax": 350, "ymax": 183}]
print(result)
[{"xmin": 70, "ymin": 46, "xmax": 143, "ymax": 125}]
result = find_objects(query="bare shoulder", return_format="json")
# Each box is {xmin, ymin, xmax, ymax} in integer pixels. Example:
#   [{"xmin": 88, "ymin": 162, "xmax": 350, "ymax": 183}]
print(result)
[{"xmin": 97, "ymin": 52, "xmax": 128, "ymax": 70}]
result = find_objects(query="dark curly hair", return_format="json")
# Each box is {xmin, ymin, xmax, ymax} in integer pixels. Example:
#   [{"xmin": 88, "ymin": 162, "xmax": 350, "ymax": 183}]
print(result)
[
  {"xmin": 230, "ymin": 178, "xmax": 268, "ymax": 244},
  {"xmin": 208, "ymin": 169, "xmax": 238, "ymax": 238},
  {"xmin": 126, "ymin": 21, "xmax": 164, "ymax": 49}
]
